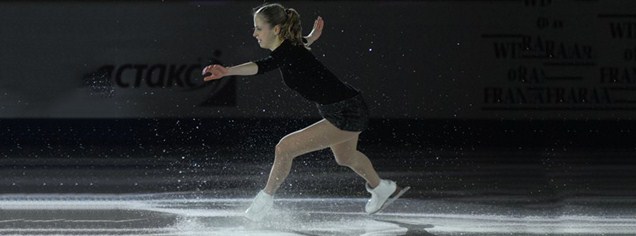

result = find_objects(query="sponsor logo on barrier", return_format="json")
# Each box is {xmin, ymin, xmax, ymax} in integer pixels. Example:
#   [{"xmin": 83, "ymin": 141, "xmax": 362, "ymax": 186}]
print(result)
[{"xmin": 83, "ymin": 51, "xmax": 235, "ymax": 107}]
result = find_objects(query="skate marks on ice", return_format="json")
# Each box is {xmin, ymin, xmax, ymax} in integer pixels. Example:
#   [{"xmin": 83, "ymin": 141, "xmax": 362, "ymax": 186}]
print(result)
[{"xmin": 1, "ymin": 194, "xmax": 635, "ymax": 235}]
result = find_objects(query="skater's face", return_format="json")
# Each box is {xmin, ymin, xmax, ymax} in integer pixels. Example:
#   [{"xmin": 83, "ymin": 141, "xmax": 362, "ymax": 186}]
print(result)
[{"xmin": 253, "ymin": 14, "xmax": 281, "ymax": 51}]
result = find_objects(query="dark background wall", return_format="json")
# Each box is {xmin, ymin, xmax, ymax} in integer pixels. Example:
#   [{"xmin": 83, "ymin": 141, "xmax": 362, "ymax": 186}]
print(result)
[{"xmin": 1, "ymin": 0, "xmax": 635, "ymax": 152}]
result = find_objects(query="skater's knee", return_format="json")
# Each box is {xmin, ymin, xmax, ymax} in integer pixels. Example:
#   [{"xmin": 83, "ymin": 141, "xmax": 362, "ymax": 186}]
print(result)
[
  {"xmin": 335, "ymin": 156, "xmax": 355, "ymax": 167},
  {"xmin": 275, "ymin": 138, "xmax": 297, "ymax": 161},
  {"xmin": 334, "ymin": 150, "xmax": 359, "ymax": 167}
]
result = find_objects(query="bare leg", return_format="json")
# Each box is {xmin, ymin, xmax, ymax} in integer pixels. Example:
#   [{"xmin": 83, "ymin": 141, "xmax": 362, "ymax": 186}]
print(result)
[
  {"xmin": 330, "ymin": 136, "xmax": 381, "ymax": 188},
  {"xmin": 263, "ymin": 119, "xmax": 363, "ymax": 195}
]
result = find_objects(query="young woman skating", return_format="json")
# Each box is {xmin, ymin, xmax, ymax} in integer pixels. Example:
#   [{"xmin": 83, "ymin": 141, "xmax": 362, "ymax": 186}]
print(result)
[{"xmin": 202, "ymin": 3, "xmax": 409, "ymax": 221}]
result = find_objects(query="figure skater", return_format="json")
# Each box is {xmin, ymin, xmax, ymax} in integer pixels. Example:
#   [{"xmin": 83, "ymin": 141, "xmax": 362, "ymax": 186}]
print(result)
[{"xmin": 202, "ymin": 3, "xmax": 409, "ymax": 221}]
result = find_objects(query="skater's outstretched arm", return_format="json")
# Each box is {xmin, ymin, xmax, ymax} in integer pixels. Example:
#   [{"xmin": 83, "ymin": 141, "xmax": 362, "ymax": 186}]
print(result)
[
  {"xmin": 203, "ymin": 16, "xmax": 324, "ymax": 81},
  {"xmin": 303, "ymin": 16, "xmax": 324, "ymax": 47},
  {"xmin": 202, "ymin": 62, "xmax": 257, "ymax": 81}
]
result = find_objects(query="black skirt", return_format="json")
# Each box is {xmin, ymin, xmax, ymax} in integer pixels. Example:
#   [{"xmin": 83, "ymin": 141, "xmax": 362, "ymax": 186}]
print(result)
[{"xmin": 316, "ymin": 94, "xmax": 369, "ymax": 132}]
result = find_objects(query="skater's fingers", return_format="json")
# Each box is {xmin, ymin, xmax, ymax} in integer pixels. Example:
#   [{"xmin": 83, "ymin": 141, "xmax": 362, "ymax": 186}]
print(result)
[
  {"xmin": 202, "ymin": 65, "xmax": 212, "ymax": 75},
  {"xmin": 315, "ymin": 16, "xmax": 324, "ymax": 30},
  {"xmin": 204, "ymin": 74, "xmax": 221, "ymax": 81}
]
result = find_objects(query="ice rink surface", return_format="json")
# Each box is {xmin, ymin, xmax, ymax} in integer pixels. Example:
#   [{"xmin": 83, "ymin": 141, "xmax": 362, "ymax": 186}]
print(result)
[
  {"xmin": 1, "ymin": 192, "xmax": 635, "ymax": 235},
  {"xmin": 2, "ymin": 146, "xmax": 636, "ymax": 235}
]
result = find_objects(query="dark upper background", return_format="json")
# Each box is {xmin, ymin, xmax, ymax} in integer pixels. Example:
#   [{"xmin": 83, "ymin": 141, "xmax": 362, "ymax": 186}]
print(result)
[{"xmin": 1, "ymin": 0, "xmax": 634, "ymax": 152}]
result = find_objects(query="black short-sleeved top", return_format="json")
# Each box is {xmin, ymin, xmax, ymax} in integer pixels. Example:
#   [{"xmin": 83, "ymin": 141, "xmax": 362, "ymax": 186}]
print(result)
[{"xmin": 253, "ymin": 40, "xmax": 359, "ymax": 105}]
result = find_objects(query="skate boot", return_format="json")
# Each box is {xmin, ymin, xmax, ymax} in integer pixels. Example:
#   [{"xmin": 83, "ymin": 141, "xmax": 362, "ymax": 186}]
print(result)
[
  {"xmin": 244, "ymin": 190, "xmax": 273, "ymax": 221},
  {"xmin": 365, "ymin": 179, "xmax": 410, "ymax": 214}
]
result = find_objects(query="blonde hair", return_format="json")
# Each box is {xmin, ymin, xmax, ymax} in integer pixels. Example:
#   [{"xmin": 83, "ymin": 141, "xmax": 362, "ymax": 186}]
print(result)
[{"xmin": 253, "ymin": 3, "xmax": 307, "ymax": 48}]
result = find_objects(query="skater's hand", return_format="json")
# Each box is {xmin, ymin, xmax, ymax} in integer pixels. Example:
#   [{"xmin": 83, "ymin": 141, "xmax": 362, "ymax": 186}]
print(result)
[
  {"xmin": 202, "ymin": 64, "xmax": 229, "ymax": 81},
  {"xmin": 305, "ymin": 16, "xmax": 324, "ymax": 46}
]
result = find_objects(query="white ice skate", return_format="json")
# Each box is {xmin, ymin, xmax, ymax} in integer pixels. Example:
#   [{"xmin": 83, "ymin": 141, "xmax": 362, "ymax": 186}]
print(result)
[
  {"xmin": 365, "ymin": 179, "xmax": 410, "ymax": 214},
  {"xmin": 244, "ymin": 190, "xmax": 273, "ymax": 221}
]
